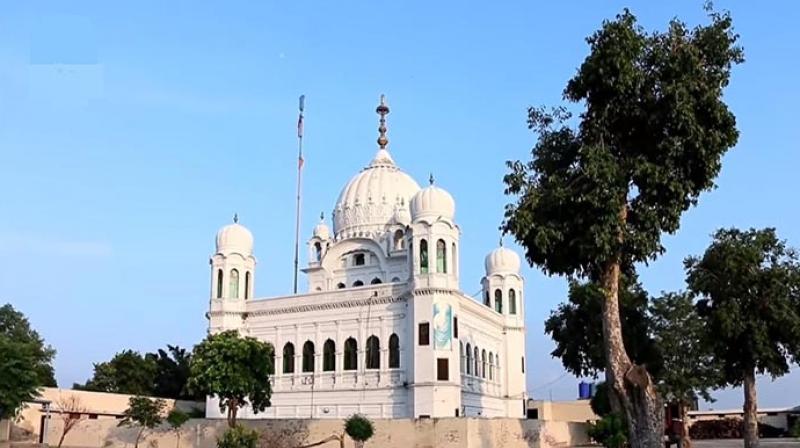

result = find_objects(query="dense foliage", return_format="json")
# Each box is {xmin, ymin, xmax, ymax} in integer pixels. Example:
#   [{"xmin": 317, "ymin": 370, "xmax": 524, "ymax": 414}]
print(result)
[
  {"xmin": 344, "ymin": 414, "xmax": 375, "ymax": 442},
  {"xmin": 686, "ymin": 227, "xmax": 800, "ymax": 447},
  {"xmin": 545, "ymin": 275, "xmax": 659, "ymax": 378},
  {"xmin": 502, "ymin": 7, "xmax": 743, "ymax": 446},
  {"xmin": 0, "ymin": 304, "xmax": 56, "ymax": 419},
  {"xmin": 216, "ymin": 425, "xmax": 259, "ymax": 448},
  {"xmin": 74, "ymin": 344, "xmax": 199, "ymax": 400},
  {"xmin": 687, "ymin": 228, "xmax": 800, "ymax": 385},
  {"xmin": 587, "ymin": 413, "xmax": 628, "ymax": 448},
  {"xmin": 189, "ymin": 330, "xmax": 274, "ymax": 427}
]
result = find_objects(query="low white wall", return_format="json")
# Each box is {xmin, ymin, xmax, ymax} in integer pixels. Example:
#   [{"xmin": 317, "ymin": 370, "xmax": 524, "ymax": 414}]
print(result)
[{"xmin": 40, "ymin": 417, "xmax": 589, "ymax": 448}]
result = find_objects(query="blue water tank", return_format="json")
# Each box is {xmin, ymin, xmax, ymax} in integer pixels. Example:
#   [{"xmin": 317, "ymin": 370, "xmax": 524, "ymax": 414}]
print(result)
[{"xmin": 578, "ymin": 381, "xmax": 591, "ymax": 400}]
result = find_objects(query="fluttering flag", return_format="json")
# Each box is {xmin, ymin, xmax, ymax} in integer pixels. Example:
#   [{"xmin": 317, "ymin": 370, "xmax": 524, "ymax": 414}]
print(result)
[{"xmin": 297, "ymin": 94, "xmax": 305, "ymax": 168}]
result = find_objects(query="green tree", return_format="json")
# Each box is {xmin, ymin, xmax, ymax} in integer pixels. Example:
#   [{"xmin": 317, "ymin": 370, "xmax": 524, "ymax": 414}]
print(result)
[
  {"xmin": 502, "ymin": 8, "xmax": 742, "ymax": 446},
  {"xmin": 166, "ymin": 408, "xmax": 190, "ymax": 448},
  {"xmin": 149, "ymin": 345, "xmax": 198, "ymax": 400},
  {"xmin": 650, "ymin": 292, "xmax": 720, "ymax": 448},
  {"xmin": 686, "ymin": 228, "xmax": 800, "ymax": 448},
  {"xmin": 188, "ymin": 331, "xmax": 273, "ymax": 427},
  {"xmin": 0, "ymin": 304, "xmax": 56, "ymax": 419},
  {"xmin": 344, "ymin": 414, "xmax": 374, "ymax": 448},
  {"xmin": 74, "ymin": 350, "xmax": 157, "ymax": 395},
  {"xmin": 118, "ymin": 396, "xmax": 166, "ymax": 448},
  {"xmin": 545, "ymin": 274, "xmax": 660, "ymax": 379}
]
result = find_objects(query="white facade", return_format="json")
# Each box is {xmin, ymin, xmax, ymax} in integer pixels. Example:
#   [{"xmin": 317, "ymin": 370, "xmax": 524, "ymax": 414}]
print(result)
[{"xmin": 205, "ymin": 98, "xmax": 527, "ymax": 419}]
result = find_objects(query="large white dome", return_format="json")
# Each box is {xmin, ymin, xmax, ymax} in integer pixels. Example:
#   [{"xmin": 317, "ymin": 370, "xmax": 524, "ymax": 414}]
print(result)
[{"xmin": 332, "ymin": 149, "xmax": 420, "ymax": 238}]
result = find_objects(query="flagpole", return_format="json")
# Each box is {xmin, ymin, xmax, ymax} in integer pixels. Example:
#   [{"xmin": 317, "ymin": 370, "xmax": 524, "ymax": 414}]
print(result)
[{"xmin": 293, "ymin": 95, "xmax": 305, "ymax": 295}]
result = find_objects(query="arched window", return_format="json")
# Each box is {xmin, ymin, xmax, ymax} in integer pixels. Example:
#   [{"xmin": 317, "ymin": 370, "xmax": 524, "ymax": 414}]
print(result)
[
  {"xmin": 353, "ymin": 280, "xmax": 364, "ymax": 287},
  {"xmin": 393, "ymin": 229, "xmax": 405, "ymax": 250},
  {"xmin": 216, "ymin": 269, "xmax": 223, "ymax": 298},
  {"xmin": 465, "ymin": 343, "xmax": 473, "ymax": 375},
  {"xmin": 420, "ymin": 239, "xmax": 429, "ymax": 273},
  {"xmin": 452, "ymin": 242, "xmax": 457, "ymax": 275},
  {"xmin": 436, "ymin": 239, "xmax": 447, "ymax": 273},
  {"xmin": 481, "ymin": 350, "xmax": 487, "ymax": 379},
  {"xmin": 282, "ymin": 342, "xmax": 295, "ymax": 374},
  {"xmin": 354, "ymin": 253, "xmax": 365, "ymax": 266},
  {"xmin": 244, "ymin": 272, "xmax": 251, "ymax": 299},
  {"xmin": 509, "ymin": 289, "xmax": 517, "ymax": 315},
  {"xmin": 302, "ymin": 341, "xmax": 315, "ymax": 373},
  {"xmin": 229, "ymin": 269, "xmax": 240, "ymax": 299},
  {"xmin": 483, "ymin": 290, "xmax": 490, "ymax": 307},
  {"xmin": 494, "ymin": 289, "xmax": 503, "ymax": 314},
  {"xmin": 337, "ymin": 282, "xmax": 346, "ymax": 289},
  {"xmin": 344, "ymin": 338, "xmax": 358, "ymax": 371},
  {"xmin": 391, "ymin": 277, "xmax": 401, "ymax": 282},
  {"xmin": 370, "ymin": 277, "xmax": 382, "ymax": 285},
  {"xmin": 459, "ymin": 341, "xmax": 465, "ymax": 373},
  {"xmin": 323, "ymin": 339, "xmax": 336, "ymax": 372},
  {"xmin": 489, "ymin": 353, "xmax": 494, "ymax": 380},
  {"xmin": 474, "ymin": 347, "xmax": 480, "ymax": 378},
  {"xmin": 314, "ymin": 242, "xmax": 322, "ymax": 262},
  {"xmin": 366, "ymin": 336, "xmax": 380, "ymax": 369},
  {"xmin": 389, "ymin": 334, "xmax": 400, "ymax": 368}
]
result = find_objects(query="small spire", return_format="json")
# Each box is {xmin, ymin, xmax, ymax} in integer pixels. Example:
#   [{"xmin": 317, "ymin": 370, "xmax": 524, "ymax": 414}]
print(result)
[
  {"xmin": 499, "ymin": 236, "xmax": 504, "ymax": 247},
  {"xmin": 429, "ymin": 173, "xmax": 435, "ymax": 185},
  {"xmin": 319, "ymin": 211, "xmax": 325, "ymax": 221},
  {"xmin": 376, "ymin": 94, "xmax": 390, "ymax": 149},
  {"xmin": 233, "ymin": 213, "xmax": 239, "ymax": 224}
]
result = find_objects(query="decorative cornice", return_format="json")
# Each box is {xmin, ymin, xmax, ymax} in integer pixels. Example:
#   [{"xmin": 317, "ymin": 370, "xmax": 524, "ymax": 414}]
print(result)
[{"xmin": 247, "ymin": 295, "xmax": 406, "ymax": 317}]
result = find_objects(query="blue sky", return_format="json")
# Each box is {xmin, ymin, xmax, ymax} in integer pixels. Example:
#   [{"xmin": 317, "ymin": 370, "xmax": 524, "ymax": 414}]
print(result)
[{"xmin": 1, "ymin": 1, "xmax": 798, "ymax": 410}]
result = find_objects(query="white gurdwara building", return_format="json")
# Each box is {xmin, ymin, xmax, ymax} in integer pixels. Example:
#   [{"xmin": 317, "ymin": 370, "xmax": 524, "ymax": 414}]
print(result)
[{"xmin": 206, "ymin": 97, "xmax": 527, "ymax": 419}]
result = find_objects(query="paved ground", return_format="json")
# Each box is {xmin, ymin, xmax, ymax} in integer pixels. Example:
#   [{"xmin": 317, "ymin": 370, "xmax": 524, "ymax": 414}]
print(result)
[{"xmin": 695, "ymin": 439, "xmax": 800, "ymax": 448}]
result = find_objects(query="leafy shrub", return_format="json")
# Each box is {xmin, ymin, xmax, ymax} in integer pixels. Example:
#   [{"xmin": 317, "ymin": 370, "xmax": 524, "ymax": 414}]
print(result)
[
  {"xmin": 344, "ymin": 414, "xmax": 375, "ymax": 442},
  {"xmin": 217, "ymin": 425, "xmax": 259, "ymax": 448},
  {"xmin": 587, "ymin": 413, "xmax": 627, "ymax": 448}
]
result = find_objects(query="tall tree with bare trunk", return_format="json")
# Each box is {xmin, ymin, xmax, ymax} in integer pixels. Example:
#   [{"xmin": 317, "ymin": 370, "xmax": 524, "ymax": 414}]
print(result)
[
  {"xmin": 686, "ymin": 228, "xmax": 800, "ymax": 448},
  {"xmin": 503, "ymin": 7, "xmax": 742, "ymax": 447}
]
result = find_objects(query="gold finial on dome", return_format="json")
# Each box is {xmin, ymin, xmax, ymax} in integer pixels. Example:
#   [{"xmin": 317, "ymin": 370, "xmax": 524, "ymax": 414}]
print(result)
[{"xmin": 376, "ymin": 94, "xmax": 390, "ymax": 149}]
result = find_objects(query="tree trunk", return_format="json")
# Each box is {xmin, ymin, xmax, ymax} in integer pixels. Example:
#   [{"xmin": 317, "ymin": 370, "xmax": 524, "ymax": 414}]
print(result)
[
  {"xmin": 679, "ymin": 401, "xmax": 692, "ymax": 448},
  {"xmin": 600, "ymin": 205, "xmax": 663, "ymax": 448},
  {"xmin": 226, "ymin": 399, "xmax": 238, "ymax": 428},
  {"xmin": 58, "ymin": 431, "xmax": 67, "ymax": 448},
  {"xmin": 135, "ymin": 428, "xmax": 144, "ymax": 448},
  {"xmin": 176, "ymin": 431, "xmax": 181, "ymax": 448},
  {"xmin": 743, "ymin": 370, "xmax": 759, "ymax": 448}
]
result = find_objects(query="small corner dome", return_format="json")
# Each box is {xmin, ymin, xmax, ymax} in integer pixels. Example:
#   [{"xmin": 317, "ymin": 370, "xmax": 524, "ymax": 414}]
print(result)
[
  {"xmin": 410, "ymin": 183, "xmax": 455, "ymax": 223},
  {"xmin": 216, "ymin": 220, "xmax": 254, "ymax": 254},
  {"xmin": 313, "ymin": 219, "xmax": 331, "ymax": 240},
  {"xmin": 485, "ymin": 245, "xmax": 521, "ymax": 275}
]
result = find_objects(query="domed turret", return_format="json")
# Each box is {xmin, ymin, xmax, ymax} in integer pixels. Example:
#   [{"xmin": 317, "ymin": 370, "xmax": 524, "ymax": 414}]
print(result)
[
  {"xmin": 410, "ymin": 175, "xmax": 455, "ymax": 223},
  {"xmin": 312, "ymin": 213, "xmax": 331, "ymax": 240},
  {"xmin": 216, "ymin": 214, "xmax": 254, "ymax": 255},
  {"xmin": 484, "ymin": 244, "xmax": 521, "ymax": 275}
]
